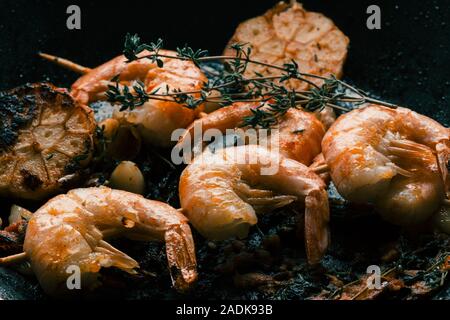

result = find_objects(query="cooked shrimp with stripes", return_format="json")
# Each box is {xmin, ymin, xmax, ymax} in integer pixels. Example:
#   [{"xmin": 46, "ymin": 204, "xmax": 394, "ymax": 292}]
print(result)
[
  {"xmin": 5, "ymin": 187, "xmax": 198, "ymax": 296},
  {"xmin": 322, "ymin": 104, "xmax": 450, "ymax": 226},
  {"xmin": 179, "ymin": 145, "xmax": 329, "ymax": 264},
  {"xmin": 176, "ymin": 101, "xmax": 325, "ymax": 166},
  {"xmin": 41, "ymin": 49, "xmax": 206, "ymax": 148}
]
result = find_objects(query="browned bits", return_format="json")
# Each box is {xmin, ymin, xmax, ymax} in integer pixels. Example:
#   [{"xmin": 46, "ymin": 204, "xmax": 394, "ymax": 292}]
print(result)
[
  {"xmin": 254, "ymin": 249, "xmax": 273, "ymax": 267},
  {"xmin": 233, "ymin": 252, "xmax": 256, "ymax": 271},
  {"xmin": 207, "ymin": 241, "xmax": 217, "ymax": 251},
  {"xmin": 231, "ymin": 240, "xmax": 245, "ymax": 253},
  {"xmin": 263, "ymin": 234, "xmax": 281, "ymax": 253},
  {"xmin": 233, "ymin": 272, "xmax": 274, "ymax": 289},
  {"xmin": 273, "ymin": 271, "xmax": 293, "ymax": 281}
]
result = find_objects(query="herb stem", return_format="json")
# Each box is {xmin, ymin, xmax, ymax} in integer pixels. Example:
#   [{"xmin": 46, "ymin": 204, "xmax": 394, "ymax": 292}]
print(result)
[{"xmin": 106, "ymin": 33, "xmax": 399, "ymax": 128}]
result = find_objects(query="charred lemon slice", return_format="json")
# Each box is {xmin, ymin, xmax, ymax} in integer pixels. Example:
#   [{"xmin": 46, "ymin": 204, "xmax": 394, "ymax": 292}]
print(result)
[
  {"xmin": 0, "ymin": 83, "xmax": 95, "ymax": 200},
  {"xmin": 224, "ymin": 1, "xmax": 350, "ymax": 90}
]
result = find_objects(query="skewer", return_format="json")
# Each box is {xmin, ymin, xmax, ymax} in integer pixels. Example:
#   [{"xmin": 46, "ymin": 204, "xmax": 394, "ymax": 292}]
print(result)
[
  {"xmin": 0, "ymin": 252, "xmax": 27, "ymax": 266},
  {"xmin": 38, "ymin": 52, "xmax": 91, "ymax": 75}
]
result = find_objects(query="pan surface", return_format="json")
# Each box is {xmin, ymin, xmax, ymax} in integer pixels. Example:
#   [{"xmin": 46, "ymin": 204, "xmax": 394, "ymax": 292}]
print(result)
[{"xmin": 0, "ymin": 0, "xmax": 448, "ymax": 300}]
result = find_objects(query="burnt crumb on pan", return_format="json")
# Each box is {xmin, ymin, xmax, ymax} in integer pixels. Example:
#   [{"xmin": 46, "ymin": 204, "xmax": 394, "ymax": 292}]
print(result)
[
  {"xmin": 64, "ymin": 153, "xmax": 89, "ymax": 174},
  {"xmin": 38, "ymin": 83, "xmax": 58, "ymax": 101},
  {"xmin": 60, "ymin": 95, "xmax": 74, "ymax": 108},
  {"xmin": 169, "ymin": 266, "xmax": 182, "ymax": 282},
  {"xmin": 0, "ymin": 220, "xmax": 28, "ymax": 256},
  {"xmin": 38, "ymin": 82, "xmax": 74, "ymax": 108},
  {"xmin": 0, "ymin": 230, "xmax": 19, "ymax": 244},
  {"xmin": 20, "ymin": 169, "xmax": 43, "ymax": 190}
]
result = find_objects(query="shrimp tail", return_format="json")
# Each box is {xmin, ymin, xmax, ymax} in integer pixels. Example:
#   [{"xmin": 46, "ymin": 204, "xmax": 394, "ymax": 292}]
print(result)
[
  {"xmin": 388, "ymin": 139, "xmax": 436, "ymax": 163},
  {"xmin": 436, "ymin": 140, "xmax": 450, "ymax": 197},
  {"xmin": 235, "ymin": 182, "xmax": 297, "ymax": 214},
  {"xmin": 304, "ymin": 188, "xmax": 330, "ymax": 265},
  {"xmin": 310, "ymin": 153, "xmax": 331, "ymax": 184},
  {"xmin": 165, "ymin": 223, "xmax": 198, "ymax": 291},
  {"xmin": 93, "ymin": 240, "xmax": 139, "ymax": 274},
  {"xmin": 247, "ymin": 195, "xmax": 297, "ymax": 214}
]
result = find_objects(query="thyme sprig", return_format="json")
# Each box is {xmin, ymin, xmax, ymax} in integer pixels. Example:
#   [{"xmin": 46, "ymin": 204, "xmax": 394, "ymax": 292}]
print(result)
[{"xmin": 106, "ymin": 33, "xmax": 398, "ymax": 128}]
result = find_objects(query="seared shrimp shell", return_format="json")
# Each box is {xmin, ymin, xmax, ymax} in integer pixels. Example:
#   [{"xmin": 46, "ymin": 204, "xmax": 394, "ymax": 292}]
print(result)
[
  {"xmin": 179, "ymin": 145, "xmax": 329, "ymax": 264},
  {"xmin": 72, "ymin": 50, "xmax": 207, "ymax": 147},
  {"xmin": 0, "ymin": 83, "xmax": 95, "ymax": 200},
  {"xmin": 23, "ymin": 187, "xmax": 197, "ymax": 296},
  {"xmin": 322, "ymin": 104, "xmax": 450, "ymax": 226}
]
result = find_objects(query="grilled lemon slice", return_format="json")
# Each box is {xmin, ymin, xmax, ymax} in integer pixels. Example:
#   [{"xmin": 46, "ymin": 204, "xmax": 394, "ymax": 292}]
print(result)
[{"xmin": 0, "ymin": 83, "xmax": 95, "ymax": 200}]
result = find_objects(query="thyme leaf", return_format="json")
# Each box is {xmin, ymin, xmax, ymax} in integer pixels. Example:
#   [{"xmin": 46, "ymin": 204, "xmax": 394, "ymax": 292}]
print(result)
[{"xmin": 107, "ymin": 33, "xmax": 399, "ymax": 128}]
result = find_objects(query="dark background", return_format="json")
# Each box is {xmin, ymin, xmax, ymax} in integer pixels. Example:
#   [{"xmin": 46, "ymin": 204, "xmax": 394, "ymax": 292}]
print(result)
[
  {"xmin": 0, "ymin": 0, "xmax": 449, "ymax": 125},
  {"xmin": 0, "ymin": 0, "xmax": 449, "ymax": 301}
]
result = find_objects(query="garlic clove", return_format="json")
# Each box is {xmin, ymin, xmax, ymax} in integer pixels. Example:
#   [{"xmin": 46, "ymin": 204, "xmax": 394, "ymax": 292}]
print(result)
[{"xmin": 109, "ymin": 161, "xmax": 145, "ymax": 195}]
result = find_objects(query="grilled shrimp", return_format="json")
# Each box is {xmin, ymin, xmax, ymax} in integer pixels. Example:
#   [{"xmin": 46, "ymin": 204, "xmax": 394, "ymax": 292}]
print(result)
[
  {"xmin": 176, "ymin": 101, "xmax": 325, "ymax": 165},
  {"xmin": 224, "ymin": 1, "xmax": 349, "ymax": 128},
  {"xmin": 179, "ymin": 145, "xmax": 329, "ymax": 264},
  {"xmin": 23, "ymin": 187, "xmax": 197, "ymax": 296},
  {"xmin": 71, "ymin": 50, "xmax": 207, "ymax": 147},
  {"xmin": 322, "ymin": 104, "xmax": 450, "ymax": 226},
  {"xmin": 0, "ymin": 83, "xmax": 95, "ymax": 200}
]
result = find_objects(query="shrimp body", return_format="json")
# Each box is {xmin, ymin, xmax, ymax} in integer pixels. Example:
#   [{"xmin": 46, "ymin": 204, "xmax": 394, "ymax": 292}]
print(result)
[
  {"xmin": 177, "ymin": 102, "xmax": 325, "ymax": 166},
  {"xmin": 322, "ymin": 105, "xmax": 450, "ymax": 226},
  {"xmin": 72, "ymin": 50, "xmax": 207, "ymax": 147},
  {"xmin": 23, "ymin": 187, "xmax": 197, "ymax": 296},
  {"xmin": 179, "ymin": 145, "xmax": 329, "ymax": 264}
]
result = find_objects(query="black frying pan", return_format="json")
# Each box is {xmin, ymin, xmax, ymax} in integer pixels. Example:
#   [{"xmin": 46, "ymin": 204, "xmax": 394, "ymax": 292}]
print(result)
[{"xmin": 0, "ymin": 0, "xmax": 449, "ymax": 300}]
